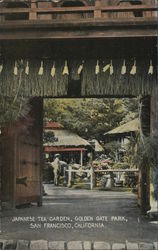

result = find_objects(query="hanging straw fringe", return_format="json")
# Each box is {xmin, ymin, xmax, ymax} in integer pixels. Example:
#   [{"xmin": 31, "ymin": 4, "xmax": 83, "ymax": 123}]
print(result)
[
  {"xmin": 130, "ymin": 59, "xmax": 136, "ymax": 75},
  {"xmin": 63, "ymin": 60, "xmax": 69, "ymax": 75},
  {"xmin": 38, "ymin": 61, "xmax": 44, "ymax": 76},
  {"xmin": 110, "ymin": 60, "xmax": 114, "ymax": 75},
  {"xmin": 148, "ymin": 60, "xmax": 153, "ymax": 75},
  {"xmin": 14, "ymin": 61, "xmax": 18, "ymax": 75},
  {"xmin": 121, "ymin": 59, "xmax": 126, "ymax": 75},
  {"xmin": 95, "ymin": 60, "xmax": 100, "ymax": 75},
  {"xmin": 103, "ymin": 63, "xmax": 110, "ymax": 73},
  {"xmin": 51, "ymin": 62, "xmax": 56, "ymax": 78},
  {"xmin": 77, "ymin": 61, "xmax": 84, "ymax": 75},
  {"xmin": 25, "ymin": 61, "xmax": 29, "ymax": 75},
  {"xmin": 0, "ymin": 64, "xmax": 3, "ymax": 74}
]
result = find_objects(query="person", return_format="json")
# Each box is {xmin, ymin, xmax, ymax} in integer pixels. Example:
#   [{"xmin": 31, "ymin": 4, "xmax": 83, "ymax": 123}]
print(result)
[{"xmin": 52, "ymin": 154, "xmax": 61, "ymax": 186}]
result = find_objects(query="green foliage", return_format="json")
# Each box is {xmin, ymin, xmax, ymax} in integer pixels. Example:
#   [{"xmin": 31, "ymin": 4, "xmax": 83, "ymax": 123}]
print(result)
[
  {"xmin": 112, "ymin": 162, "xmax": 130, "ymax": 169},
  {"xmin": 103, "ymin": 141, "xmax": 120, "ymax": 161},
  {"xmin": 44, "ymin": 98, "xmax": 138, "ymax": 140},
  {"xmin": 133, "ymin": 136, "xmax": 155, "ymax": 169},
  {"xmin": 124, "ymin": 134, "xmax": 155, "ymax": 170},
  {"xmin": 120, "ymin": 98, "xmax": 139, "ymax": 124},
  {"xmin": 43, "ymin": 131, "xmax": 56, "ymax": 144}
]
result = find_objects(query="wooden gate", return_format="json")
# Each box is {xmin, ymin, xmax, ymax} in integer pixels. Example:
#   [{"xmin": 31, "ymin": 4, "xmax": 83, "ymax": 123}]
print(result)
[{"xmin": 1, "ymin": 98, "xmax": 43, "ymax": 209}]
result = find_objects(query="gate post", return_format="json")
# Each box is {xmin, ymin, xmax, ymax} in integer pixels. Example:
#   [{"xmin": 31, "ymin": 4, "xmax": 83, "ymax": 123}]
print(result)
[
  {"xmin": 68, "ymin": 165, "xmax": 72, "ymax": 188},
  {"xmin": 1, "ymin": 97, "xmax": 43, "ymax": 209},
  {"xmin": 139, "ymin": 97, "xmax": 151, "ymax": 214},
  {"xmin": 90, "ymin": 166, "xmax": 94, "ymax": 190},
  {"xmin": 150, "ymin": 85, "xmax": 158, "ymax": 214}
]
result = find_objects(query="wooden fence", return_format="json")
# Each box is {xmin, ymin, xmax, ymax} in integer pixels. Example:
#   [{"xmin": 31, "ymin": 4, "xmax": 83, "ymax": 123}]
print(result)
[{"xmin": 66, "ymin": 166, "xmax": 139, "ymax": 190}]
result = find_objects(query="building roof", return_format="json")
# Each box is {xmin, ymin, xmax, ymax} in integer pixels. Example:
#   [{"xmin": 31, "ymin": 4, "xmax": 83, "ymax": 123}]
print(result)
[
  {"xmin": 104, "ymin": 118, "xmax": 139, "ymax": 136},
  {"xmin": 45, "ymin": 121, "xmax": 63, "ymax": 130},
  {"xmin": 90, "ymin": 139, "xmax": 104, "ymax": 152},
  {"xmin": 44, "ymin": 128, "xmax": 90, "ymax": 148},
  {"xmin": 44, "ymin": 146, "xmax": 86, "ymax": 153}
]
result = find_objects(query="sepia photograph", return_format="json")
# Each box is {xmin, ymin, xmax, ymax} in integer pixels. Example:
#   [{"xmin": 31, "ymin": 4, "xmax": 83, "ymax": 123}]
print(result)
[{"xmin": 0, "ymin": 0, "xmax": 158, "ymax": 249}]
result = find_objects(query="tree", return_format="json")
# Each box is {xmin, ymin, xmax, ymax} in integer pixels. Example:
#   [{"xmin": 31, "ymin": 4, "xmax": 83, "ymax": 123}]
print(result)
[
  {"xmin": 44, "ymin": 98, "xmax": 138, "ymax": 140},
  {"xmin": 43, "ymin": 130, "xmax": 56, "ymax": 144},
  {"xmin": 121, "ymin": 98, "xmax": 139, "ymax": 124}
]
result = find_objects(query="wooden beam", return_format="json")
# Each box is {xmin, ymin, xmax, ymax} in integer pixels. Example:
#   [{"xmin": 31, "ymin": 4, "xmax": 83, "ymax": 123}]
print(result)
[
  {"xmin": 66, "ymin": 169, "xmax": 139, "ymax": 173},
  {"xmin": 0, "ymin": 6, "xmax": 94, "ymax": 14},
  {"xmin": 0, "ymin": 17, "xmax": 157, "ymax": 40},
  {"xmin": 94, "ymin": 0, "xmax": 102, "ymax": 19},
  {"xmin": 0, "ymin": 5, "xmax": 157, "ymax": 14},
  {"xmin": 0, "ymin": 8, "xmax": 30, "ymax": 14},
  {"xmin": 29, "ymin": 1, "xmax": 37, "ymax": 20},
  {"xmin": 0, "ymin": 17, "xmax": 157, "ymax": 28},
  {"xmin": 0, "ymin": 27, "xmax": 156, "ymax": 40},
  {"xmin": 101, "ymin": 5, "xmax": 158, "ymax": 12},
  {"xmin": 37, "ymin": 2, "xmax": 52, "ymax": 20},
  {"xmin": 94, "ymin": 169, "xmax": 139, "ymax": 173},
  {"xmin": 35, "ymin": 5, "xmax": 158, "ymax": 13}
]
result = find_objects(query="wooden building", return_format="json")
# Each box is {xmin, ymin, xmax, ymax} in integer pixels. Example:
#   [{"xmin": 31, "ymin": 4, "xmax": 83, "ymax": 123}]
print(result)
[
  {"xmin": 104, "ymin": 118, "xmax": 139, "ymax": 161},
  {"xmin": 0, "ymin": 0, "xmax": 157, "ymax": 213},
  {"xmin": 44, "ymin": 121, "xmax": 92, "ymax": 165},
  {"xmin": 104, "ymin": 118, "xmax": 142, "ymax": 205},
  {"xmin": 104, "ymin": 118, "xmax": 139, "ymax": 140}
]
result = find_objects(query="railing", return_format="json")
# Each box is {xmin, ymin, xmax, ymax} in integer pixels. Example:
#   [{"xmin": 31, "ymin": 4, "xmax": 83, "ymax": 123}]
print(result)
[
  {"xmin": 0, "ymin": 2, "xmax": 157, "ymax": 22},
  {"xmin": 66, "ymin": 167, "xmax": 139, "ymax": 190}
]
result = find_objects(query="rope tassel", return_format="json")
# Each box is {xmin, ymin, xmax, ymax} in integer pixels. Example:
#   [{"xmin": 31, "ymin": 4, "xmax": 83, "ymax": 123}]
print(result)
[
  {"xmin": 51, "ymin": 62, "xmax": 56, "ymax": 78},
  {"xmin": 25, "ymin": 61, "xmax": 29, "ymax": 75},
  {"xmin": 148, "ymin": 60, "xmax": 153, "ymax": 75},
  {"xmin": 110, "ymin": 60, "xmax": 114, "ymax": 75},
  {"xmin": 0, "ymin": 64, "xmax": 3, "ymax": 74},
  {"xmin": 130, "ymin": 60, "xmax": 136, "ymax": 75},
  {"xmin": 63, "ymin": 60, "xmax": 69, "ymax": 75},
  {"xmin": 77, "ymin": 61, "xmax": 84, "ymax": 75},
  {"xmin": 14, "ymin": 61, "xmax": 18, "ymax": 76},
  {"xmin": 121, "ymin": 60, "xmax": 126, "ymax": 75},
  {"xmin": 103, "ymin": 63, "xmax": 110, "ymax": 73},
  {"xmin": 38, "ymin": 61, "xmax": 44, "ymax": 76},
  {"xmin": 95, "ymin": 60, "xmax": 100, "ymax": 75}
]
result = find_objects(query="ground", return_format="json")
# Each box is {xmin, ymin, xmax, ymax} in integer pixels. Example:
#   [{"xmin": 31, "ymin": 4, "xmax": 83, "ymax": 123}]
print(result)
[{"xmin": 1, "ymin": 185, "xmax": 158, "ymax": 243}]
